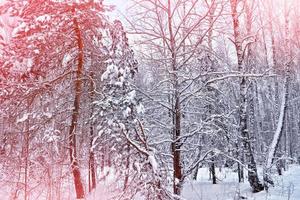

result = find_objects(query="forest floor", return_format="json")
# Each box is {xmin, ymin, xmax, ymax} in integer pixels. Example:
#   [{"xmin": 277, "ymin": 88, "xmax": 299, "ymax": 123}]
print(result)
[
  {"xmin": 182, "ymin": 164, "xmax": 300, "ymax": 200},
  {"xmin": 89, "ymin": 164, "xmax": 300, "ymax": 200},
  {"xmin": 3, "ymin": 164, "xmax": 298, "ymax": 199}
]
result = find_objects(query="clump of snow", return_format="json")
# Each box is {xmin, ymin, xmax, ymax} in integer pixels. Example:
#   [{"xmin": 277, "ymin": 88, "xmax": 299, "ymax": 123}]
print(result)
[
  {"xmin": 62, "ymin": 53, "xmax": 72, "ymax": 68},
  {"xmin": 17, "ymin": 113, "xmax": 29, "ymax": 123},
  {"xmin": 127, "ymin": 90, "xmax": 136, "ymax": 102},
  {"xmin": 12, "ymin": 22, "xmax": 28, "ymax": 37},
  {"xmin": 108, "ymin": 119, "xmax": 113, "ymax": 126},
  {"xmin": 36, "ymin": 14, "xmax": 51, "ymax": 22},
  {"xmin": 27, "ymin": 58, "xmax": 33, "ymax": 68},
  {"xmin": 119, "ymin": 123, "xmax": 126, "ymax": 130},
  {"xmin": 43, "ymin": 112, "xmax": 52, "ymax": 119},
  {"xmin": 136, "ymin": 103, "xmax": 145, "ymax": 114},
  {"xmin": 43, "ymin": 129, "xmax": 60, "ymax": 143},
  {"xmin": 101, "ymin": 64, "xmax": 118, "ymax": 81},
  {"xmin": 123, "ymin": 107, "xmax": 131, "ymax": 117},
  {"xmin": 148, "ymin": 153, "xmax": 158, "ymax": 173}
]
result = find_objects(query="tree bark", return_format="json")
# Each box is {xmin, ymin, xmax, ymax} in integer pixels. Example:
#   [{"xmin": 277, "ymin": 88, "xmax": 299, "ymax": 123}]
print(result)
[
  {"xmin": 167, "ymin": 0, "xmax": 183, "ymax": 196},
  {"xmin": 24, "ymin": 109, "xmax": 30, "ymax": 200},
  {"xmin": 210, "ymin": 158, "xmax": 217, "ymax": 184},
  {"xmin": 207, "ymin": 2, "xmax": 217, "ymax": 185},
  {"xmin": 236, "ymin": 142, "xmax": 244, "ymax": 183},
  {"xmin": 88, "ymin": 73, "xmax": 96, "ymax": 193},
  {"xmin": 68, "ymin": 10, "xmax": 85, "ymax": 199}
]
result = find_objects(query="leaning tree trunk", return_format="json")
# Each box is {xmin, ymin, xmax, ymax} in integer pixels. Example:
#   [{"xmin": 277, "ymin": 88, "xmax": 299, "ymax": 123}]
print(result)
[
  {"xmin": 263, "ymin": 0, "xmax": 291, "ymax": 189},
  {"xmin": 263, "ymin": 76, "xmax": 289, "ymax": 188},
  {"xmin": 68, "ymin": 10, "xmax": 85, "ymax": 199},
  {"xmin": 230, "ymin": 0, "xmax": 264, "ymax": 192}
]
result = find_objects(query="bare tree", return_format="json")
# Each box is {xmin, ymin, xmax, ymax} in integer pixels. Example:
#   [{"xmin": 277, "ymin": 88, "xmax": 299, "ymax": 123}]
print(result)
[{"xmin": 229, "ymin": 0, "xmax": 264, "ymax": 192}]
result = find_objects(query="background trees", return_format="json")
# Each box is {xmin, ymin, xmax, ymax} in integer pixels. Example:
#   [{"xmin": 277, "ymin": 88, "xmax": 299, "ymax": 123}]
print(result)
[{"xmin": 128, "ymin": 0, "xmax": 300, "ymax": 197}]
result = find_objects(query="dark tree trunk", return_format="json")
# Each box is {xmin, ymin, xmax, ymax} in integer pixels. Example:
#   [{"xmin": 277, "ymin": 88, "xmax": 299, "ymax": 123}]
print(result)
[
  {"xmin": 88, "ymin": 149, "xmax": 96, "ymax": 192},
  {"xmin": 236, "ymin": 142, "xmax": 244, "ymax": 183},
  {"xmin": 88, "ymin": 123, "xmax": 97, "ymax": 193},
  {"xmin": 237, "ymin": 163, "xmax": 243, "ymax": 183},
  {"xmin": 172, "ymin": 95, "xmax": 182, "ymax": 195},
  {"xmin": 210, "ymin": 159, "xmax": 217, "ymax": 184},
  {"xmin": 68, "ymin": 11, "xmax": 85, "ymax": 199},
  {"xmin": 207, "ymin": 3, "xmax": 217, "ymax": 184},
  {"xmin": 167, "ymin": 0, "xmax": 183, "ymax": 196},
  {"xmin": 88, "ymin": 72, "xmax": 96, "ymax": 193},
  {"xmin": 24, "ymin": 110, "xmax": 30, "ymax": 200},
  {"xmin": 193, "ymin": 163, "xmax": 199, "ymax": 180}
]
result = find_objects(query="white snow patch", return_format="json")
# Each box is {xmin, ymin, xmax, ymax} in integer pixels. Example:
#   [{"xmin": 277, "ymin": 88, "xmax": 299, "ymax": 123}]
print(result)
[
  {"xmin": 136, "ymin": 103, "xmax": 145, "ymax": 114},
  {"xmin": 148, "ymin": 154, "xmax": 158, "ymax": 173},
  {"xmin": 127, "ymin": 90, "xmax": 136, "ymax": 102},
  {"xmin": 123, "ymin": 107, "xmax": 131, "ymax": 117},
  {"xmin": 119, "ymin": 123, "xmax": 126, "ymax": 130},
  {"xmin": 12, "ymin": 22, "xmax": 28, "ymax": 37},
  {"xmin": 36, "ymin": 14, "xmax": 51, "ymax": 22},
  {"xmin": 27, "ymin": 58, "xmax": 33, "ymax": 68},
  {"xmin": 62, "ymin": 53, "xmax": 72, "ymax": 68},
  {"xmin": 43, "ymin": 112, "xmax": 52, "ymax": 119},
  {"xmin": 17, "ymin": 113, "xmax": 29, "ymax": 123},
  {"xmin": 183, "ymin": 165, "xmax": 300, "ymax": 200}
]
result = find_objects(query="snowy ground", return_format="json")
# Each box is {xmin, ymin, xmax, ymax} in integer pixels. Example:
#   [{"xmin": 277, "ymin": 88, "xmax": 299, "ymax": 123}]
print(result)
[
  {"xmin": 2, "ymin": 165, "xmax": 299, "ymax": 199},
  {"xmin": 88, "ymin": 165, "xmax": 300, "ymax": 200},
  {"xmin": 182, "ymin": 165, "xmax": 300, "ymax": 200}
]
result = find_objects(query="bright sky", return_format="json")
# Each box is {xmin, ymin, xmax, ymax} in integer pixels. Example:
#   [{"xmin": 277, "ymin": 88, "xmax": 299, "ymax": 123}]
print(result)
[{"xmin": 104, "ymin": 0, "xmax": 128, "ymax": 19}]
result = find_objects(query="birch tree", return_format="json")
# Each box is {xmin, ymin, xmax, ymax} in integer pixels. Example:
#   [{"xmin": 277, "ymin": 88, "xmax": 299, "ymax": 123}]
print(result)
[{"xmin": 229, "ymin": 0, "xmax": 264, "ymax": 192}]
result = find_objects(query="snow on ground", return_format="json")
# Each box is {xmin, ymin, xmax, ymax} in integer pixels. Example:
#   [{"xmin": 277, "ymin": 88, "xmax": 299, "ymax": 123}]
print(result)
[
  {"xmin": 87, "ymin": 167, "xmax": 120, "ymax": 200},
  {"xmin": 88, "ymin": 165, "xmax": 300, "ymax": 199},
  {"xmin": 182, "ymin": 165, "xmax": 300, "ymax": 200},
  {"xmin": 3, "ymin": 165, "xmax": 298, "ymax": 199},
  {"xmin": 182, "ymin": 167, "xmax": 252, "ymax": 200},
  {"xmin": 255, "ymin": 165, "xmax": 300, "ymax": 200}
]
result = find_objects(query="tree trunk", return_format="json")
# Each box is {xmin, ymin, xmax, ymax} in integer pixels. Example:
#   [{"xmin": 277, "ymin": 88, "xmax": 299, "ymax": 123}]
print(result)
[
  {"xmin": 207, "ymin": 2, "xmax": 217, "ymax": 185},
  {"xmin": 88, "ymin": 129, "xmax": 97, "ymax": 193},
  {"xmin": 172, "ymin": 95, "xmax": 182, "ymax": 195},
  {"xmin": 236, "ymin": 142, "xmax": 244, "ymax": 183},
  {"xmin": 193, "ymin": 146, "xmax": 202, "ymax": 180},
  {"xmin": 88, "ymin": 72, "xmax": 96, "ymax": 193},
  {"xmin": 230, "ymin": 0, "xmax": 264, "ymax": 192},
  {"xmin": 264, "ymin": 76, "xmax": 289, "ymax": 188},
  {"xmin": 167, "ymin": 0, "xmax": 183, "ymax": 196},
  {"xmin": 210, "ymin": 158, "xmax": 217, "ymax": 184},
  {"xmin": 123, "ymin": 143, "xmax": 130, "ymax": 191},
  {"xmin": 68, "ymin": 10, "xmax": 85, "ymax": 199},
  {"xmin": 193, "ymin": 163, "xmax": 199, "ymax": 181},
  {"xmin": 24, "ymin": 111, "xmax": 30, "ymax": 200},
  {"xmin": 264, "ymin": 1, "xmax": 291, "ymax": 187}
]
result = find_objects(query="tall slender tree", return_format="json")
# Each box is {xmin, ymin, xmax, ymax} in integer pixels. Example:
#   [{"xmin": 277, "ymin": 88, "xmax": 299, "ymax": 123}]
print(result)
[{"xmin": 229, "ymin": 0, "xmax": 264, "ymax": 192}]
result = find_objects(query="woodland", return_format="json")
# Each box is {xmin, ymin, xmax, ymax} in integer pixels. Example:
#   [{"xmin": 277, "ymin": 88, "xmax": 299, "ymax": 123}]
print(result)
[{"xmin": 0, "ymin": 0, "xmax": 300, "ymax": 199}]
